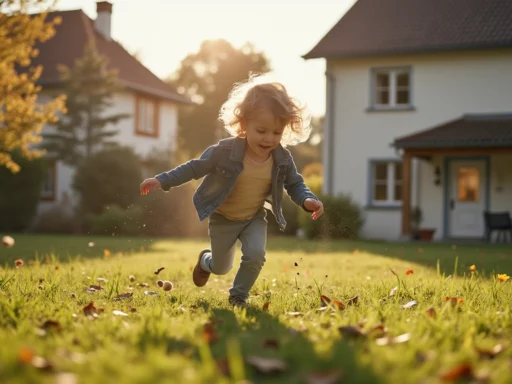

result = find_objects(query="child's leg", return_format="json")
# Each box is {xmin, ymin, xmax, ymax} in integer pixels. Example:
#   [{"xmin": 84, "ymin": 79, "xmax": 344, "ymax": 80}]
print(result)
[
  {"xmin": 229, "ymin": 209, "xmax": 267, "ymax": 300},
  {"xmin": 200, "ymin": 217, "xmax": 241, "ymax": 275}
]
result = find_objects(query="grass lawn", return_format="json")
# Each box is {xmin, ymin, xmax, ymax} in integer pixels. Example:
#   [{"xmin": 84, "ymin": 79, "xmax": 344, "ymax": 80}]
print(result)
[{"xmin": 0, "ymin": 234, "xmax": 511, "ymax": 383}]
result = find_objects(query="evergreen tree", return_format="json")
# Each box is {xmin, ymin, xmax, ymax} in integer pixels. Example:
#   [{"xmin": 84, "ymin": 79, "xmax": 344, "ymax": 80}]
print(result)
[{"xmin": 44, "ymin": 42, "xmax": 130, "ymax": 165}]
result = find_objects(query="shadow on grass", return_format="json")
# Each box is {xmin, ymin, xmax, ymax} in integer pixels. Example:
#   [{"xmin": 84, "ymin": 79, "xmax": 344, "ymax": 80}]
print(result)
[
  {"xmin": 163, "ymin": 303, "xmax": 383, "ymax": 384},
  {"xmin": 266, "ymin": 237, "xmax": 512, "ymax": 278}
]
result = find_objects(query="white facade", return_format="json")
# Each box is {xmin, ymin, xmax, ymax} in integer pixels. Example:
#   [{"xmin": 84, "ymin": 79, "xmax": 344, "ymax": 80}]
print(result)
[
  {"xmin": 38, "ymin": 90, "xmax": 179, "ymax": 214},
  {"xmin": 325, "ymin": 49, "xmax": 512, "ymax": 240}
]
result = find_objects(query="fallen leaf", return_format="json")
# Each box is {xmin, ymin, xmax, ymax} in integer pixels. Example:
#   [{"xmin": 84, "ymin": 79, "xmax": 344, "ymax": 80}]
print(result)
[
  {"xmin": 347, "ymin": 295, "xmax": 358, "ymax": 306},
  {"xmin": 402, "ymin": 300, "xmax": 418, "ymax": 309},
  {"xmin": 144, "ymin": 290, "xmax": 159, "ymax": 296},
  {"xmin": 389, "ymin": 286, "xmax": 398, "ymax": 296},
  {"xmin": 88, "ymin": 242, "xmax": 95, "ymax": 247},
  {"xmin": 15, "ymin": 259, "xmax": 24, "ymax": 267},
  {"xmin": 157, "ymin": 280, "xmax": 164, "ymax": 287},
  {"xmin": 445, "ymin": 297, "xmax": 458, "ymax": 307},
  {"xmin": 440, "ymin": 363, "xmax": 474, "ymax": 381},
  {"xmin": 154, "ymin": 267, "xmax": 165, "ymax": 275},
  {"xmin": 103, "ymin": 249, "xmax": 111, "ymax": 257},
  {"xmin": 203, "ymin": 322, "xmax": 219, "ymax": 344},
  {"xmin": 89, "ymin": 285, "xmax": 103, "ymax": 291},
  {"xmin": 113, "ymin": 310, "xmax": 128, "ymax": 317},
  {"xmin": 246, "ymin": 356, "xmax": 287, "ymax": 374},
  {"xmin": 130, "ymin": 308, "xmax": 137, "ymax": 313},
  {"xmin": 285, "ymin": 311, "xmax": 303, "ymax": 317},
  {"xmin": 3, "ymin": 235, "xmax": 15, "ymax": 247},
  {"xmin": 83, "ymin": 301, "xmax": 98, "ymax": 319},
  {"xmin": 137, "ymin": 283, "xmax": 149, "ymax": 287},
  {"xmin": 375, "ymin": 333, "xmax": 411, "ymax": 346},
  {"xmin": 129, "ymin": 275, "xmax": 135, "ymax": 282},
  {"xmin": 306, "ymin": 370, "xmax": 343, "ymax": 384},
  {"xmin": 406, "ymin": 269, "xmax": 414, "ymax": 275},
  {"xmin": 263, "ymin": 339, "xmax": 280, "ymax": 349},
  {"xmin": 475, "ymin": 344, "xmax": 506, "ymax": 359},
  {"xmin": 294, "ymin": 262, "xmax": 298, "ymax": 267},
  {"xmin": 366, "ymin": 323, "xmax": 388, "ymax": 337},
  {"xmin": 320, "ymin": 295, "xmax": 331, "ymax": 307},
  {"xmin": 263, "ymin": 301, "xmax": 271, "ymax": 311},
  {"xmin": 162, "ymin": 281, "xmax": 173, "ymax": 291},
  {"xmin": 114, "ymin": 292, "xmax": 133, "ymax": 300},
  {"xmin": 41, "ymin": 320, "xmax": 62, "ymax": 332},
  {"xmin": 17, "ymin": 347, "xmax": 34, "ymax": 364},
  {"xmin": 426, "ymin": 307, "xmax": 436, "ymax": 318},
  {"xmin": 97, "ymin": 277, "xmax": 107, "ymax": 283},
  {"xmin": 31, "ymin": 356, "xmax": 53, "ymax": 371},
  {"xmin": 332, "ymin": 300, "xmax": 345, "ymax": 310},
  {"xmin": 338, "ymin": 325, "xmax": 366, "ymax": 338}
]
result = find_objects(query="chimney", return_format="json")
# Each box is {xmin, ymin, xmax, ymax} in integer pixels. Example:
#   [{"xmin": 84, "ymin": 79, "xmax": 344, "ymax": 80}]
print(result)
[{"xmin": 95, "ymin": 1, "xmax": 113, "ymax": 40}]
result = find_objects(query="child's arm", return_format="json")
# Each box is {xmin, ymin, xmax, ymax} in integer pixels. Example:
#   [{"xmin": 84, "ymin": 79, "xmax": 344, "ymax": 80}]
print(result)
[
  {"xmin": 144, "ymin": 145, "xmax": 217, "ymax": 193},
  {"xmin": 284, "ymin": 156, "xmax": 324, "ymax": 220}
]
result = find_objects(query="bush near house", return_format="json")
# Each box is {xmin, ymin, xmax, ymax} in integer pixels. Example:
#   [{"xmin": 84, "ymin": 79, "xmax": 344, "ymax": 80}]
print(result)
[{"xmin": 0, "ymin": 151, "xmax": 46, "ymax": 232}]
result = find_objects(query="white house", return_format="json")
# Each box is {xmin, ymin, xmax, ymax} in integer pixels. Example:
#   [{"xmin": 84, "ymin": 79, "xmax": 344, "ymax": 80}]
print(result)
[
  {"xmin": 32, "ymin": 1, "xmax": 191, "ymax": 213},
  {"xmin": 304, "ymin": 0, "xmax": 512, "ymax": 241}
]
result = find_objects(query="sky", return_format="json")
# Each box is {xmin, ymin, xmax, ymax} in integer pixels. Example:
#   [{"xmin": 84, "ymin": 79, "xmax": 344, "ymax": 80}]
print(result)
[{"xmin": 47, "ymin": 0, "xmax": 356, "ymax": 116}]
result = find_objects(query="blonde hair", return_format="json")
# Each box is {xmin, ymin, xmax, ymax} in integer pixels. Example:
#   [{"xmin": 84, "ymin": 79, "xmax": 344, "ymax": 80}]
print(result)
[{"xmin": 219, "ymin": 73, "xmax": 311, "ymax": 147}]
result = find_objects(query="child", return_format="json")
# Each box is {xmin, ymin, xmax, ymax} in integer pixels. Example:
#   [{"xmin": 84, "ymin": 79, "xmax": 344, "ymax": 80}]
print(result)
[{"xmin": 139, "ymin": 74, "xmax": 324, "ymax": 307}]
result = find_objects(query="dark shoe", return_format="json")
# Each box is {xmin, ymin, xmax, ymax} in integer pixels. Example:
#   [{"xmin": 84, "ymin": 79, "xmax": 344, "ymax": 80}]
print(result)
[
  {"xmin": 193, "ymin": 249, "xmax": 211, "ymax": 287},
  {"xmin": 228, "ymin": 296, "xmax": 247, "ymax": 308}
]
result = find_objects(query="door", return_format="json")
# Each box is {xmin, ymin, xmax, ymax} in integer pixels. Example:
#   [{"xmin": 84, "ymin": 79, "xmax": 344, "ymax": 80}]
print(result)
[{"xmin": 448, "ymin": 160, "xmax": 487, "ymax": 238}]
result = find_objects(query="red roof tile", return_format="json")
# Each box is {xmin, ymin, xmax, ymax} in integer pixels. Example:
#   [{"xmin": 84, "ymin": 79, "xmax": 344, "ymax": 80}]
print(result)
[
  {"xmin": 304, "ymin": 0, "xmax": 512, "ymax": 59},
  {"xmin": 32, "ymin": 10, "xmax": 190, "ymax": 104}
]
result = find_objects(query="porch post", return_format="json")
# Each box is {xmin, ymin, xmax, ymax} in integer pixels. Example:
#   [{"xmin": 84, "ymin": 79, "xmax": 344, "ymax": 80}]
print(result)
[{"xmin": 401, "ymin": 151, "xmax": 412, "ymax": 236}]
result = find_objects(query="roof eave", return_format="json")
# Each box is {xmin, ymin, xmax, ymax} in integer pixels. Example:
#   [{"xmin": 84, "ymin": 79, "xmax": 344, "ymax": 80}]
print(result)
[{"xmin": 392, "ymin": 141, "xmax": 512, "ymax": 150}]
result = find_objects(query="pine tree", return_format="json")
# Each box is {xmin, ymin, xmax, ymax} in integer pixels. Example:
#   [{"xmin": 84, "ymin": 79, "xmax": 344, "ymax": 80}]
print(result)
[
  {"xmin": 0, "ymin": 0, "xmax": 66, "ymax": 173},
  {"xmin": 44, "ymin": 42, "xmax": 130, "ymax": 165}
]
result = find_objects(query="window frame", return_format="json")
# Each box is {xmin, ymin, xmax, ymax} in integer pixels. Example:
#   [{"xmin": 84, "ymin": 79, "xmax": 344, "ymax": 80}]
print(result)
[
  {"xmin": 40, "ymin": 159, "xmax": 57, "ymax": 201},
  {"xmin": 369, "ymin": 66, "xmax": 414, "ymax": 111},
  {"xmin": 367, "ymin": 159, "xmax": 403, "ymax": 208},
  {"xmin": 135, "ymin": 94, "xmax": 160, "ymax": 138}
]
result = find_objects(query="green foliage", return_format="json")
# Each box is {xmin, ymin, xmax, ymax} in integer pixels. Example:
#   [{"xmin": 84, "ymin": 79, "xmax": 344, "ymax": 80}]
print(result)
[
  {"xmin": 167, "ymin": 39, "xmax": 271, "ymax": 156},
  {"xmin": 0, "ymin": 151, "xmax": 45, "ymax": 231},
  {"xmin": 86, "ymin": 204, "xmax": 142, "ymax": 236},
  {"xmin": 73, "ymin": 146, "xmax": 142, "ymax": 215},
  {"xmin": 298, "ymin": 176, "xmax": 364, "ymax": 240},
  {"xmin": 44, "ymin": 42, "xmax": 130, "ymax": 165}
]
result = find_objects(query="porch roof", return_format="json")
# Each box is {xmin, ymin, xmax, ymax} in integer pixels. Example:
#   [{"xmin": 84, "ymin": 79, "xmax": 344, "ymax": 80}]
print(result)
[{"xmin": 392, "ymin": 114, "xmax": 512, "ymax": 149}]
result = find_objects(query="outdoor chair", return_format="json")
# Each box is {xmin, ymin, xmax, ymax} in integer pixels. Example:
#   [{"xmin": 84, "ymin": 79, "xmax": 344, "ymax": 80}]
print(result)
[{"xmin": 483, "ymin": 211, "xmax": 512, "ymax": 243}]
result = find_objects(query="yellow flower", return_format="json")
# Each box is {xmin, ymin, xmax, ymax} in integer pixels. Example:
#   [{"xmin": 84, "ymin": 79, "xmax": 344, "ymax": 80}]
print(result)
[
  {"xmin": 497, "ymin": 274, "xmax": 510, "ymax": 282},
  {"xmin": 469, "ymin": 265, "xmax": 476, "ymax": 272}
]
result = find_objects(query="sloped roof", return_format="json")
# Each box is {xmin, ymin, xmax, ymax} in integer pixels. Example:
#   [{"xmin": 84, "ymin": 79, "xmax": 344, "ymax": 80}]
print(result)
[
  {"xmin": 32, "ymin": 10, "xmax": 191, "ymax": 104},
  {"xmin": 304, "ymin": 0, "xmax": 512, "ymax": 59},
  {"xmin": 392, "ymin": 114, "xmax": 512, "ymax": 149}
]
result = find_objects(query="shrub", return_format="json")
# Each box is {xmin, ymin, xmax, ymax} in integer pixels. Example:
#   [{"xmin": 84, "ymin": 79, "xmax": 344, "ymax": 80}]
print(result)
[
  {"xmin": 86, "ymin": 204, "xmax": 143, "ymax": 236},
  {"xmin": 73, "ymin": 146, "xmax": 142, "ymax": 215},
  {"xmin": 31, "ymin": 203, "xmax": 76, "ymax": 234},
  {"xmin": 0, "ymin": 151, "xmax": 45, "ymax": 231}
]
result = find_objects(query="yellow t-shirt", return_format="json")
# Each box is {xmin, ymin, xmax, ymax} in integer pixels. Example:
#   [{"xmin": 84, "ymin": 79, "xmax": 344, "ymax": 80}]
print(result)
[{"xmin": 215, "ymin": 154, "xmax": 273, "ymax": 221}]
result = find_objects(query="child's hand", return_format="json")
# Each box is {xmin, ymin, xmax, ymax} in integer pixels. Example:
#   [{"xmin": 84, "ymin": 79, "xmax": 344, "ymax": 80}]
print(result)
[
  {"xmin": 304, "ymin": 198, "xmax": 324, "ymax": 220},
  {"xmin": 140, "ymin": 178, "xmax": 161, "ymax": 195}
]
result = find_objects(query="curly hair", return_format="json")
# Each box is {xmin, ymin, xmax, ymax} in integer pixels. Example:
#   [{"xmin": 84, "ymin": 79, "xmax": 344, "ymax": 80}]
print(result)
[{"xmin": 218, "ymin": 74, "xmax": 311, "ymax": 147}]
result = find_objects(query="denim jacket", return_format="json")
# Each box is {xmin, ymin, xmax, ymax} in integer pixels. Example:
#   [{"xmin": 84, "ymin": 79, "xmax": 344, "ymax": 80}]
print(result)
[{"xmin": 155, "ymin": 136, "xmax": 318, "ymax": 231}]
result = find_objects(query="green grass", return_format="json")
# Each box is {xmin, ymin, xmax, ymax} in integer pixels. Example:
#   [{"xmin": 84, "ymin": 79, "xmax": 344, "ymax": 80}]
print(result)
[{"xmin": 0, "ymin": 235, "xmax": 511, "ymax": 383}]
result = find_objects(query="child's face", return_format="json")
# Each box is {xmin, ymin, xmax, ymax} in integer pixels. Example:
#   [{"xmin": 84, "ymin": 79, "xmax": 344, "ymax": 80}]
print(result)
[{"xmin": 244, "ymin": 108, "xmax": 284, "ymax": 161}]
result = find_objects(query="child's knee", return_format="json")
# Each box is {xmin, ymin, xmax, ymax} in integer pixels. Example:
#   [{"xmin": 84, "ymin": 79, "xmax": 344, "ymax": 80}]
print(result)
[{"xmin": 242, "ymin": 247, "xmax": 266, "ymax": 266}]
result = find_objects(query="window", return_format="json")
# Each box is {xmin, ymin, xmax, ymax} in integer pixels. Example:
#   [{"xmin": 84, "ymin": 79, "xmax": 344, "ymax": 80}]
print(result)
[
  {"xmin": 457, "ymin": 167, "xmax": 480, "ymax": 202},
  {"xmin": 369, "ymin": 161, "xmax": 402, "ymax": 206},
  {"xmin": 371, "ymin": 67, "xmax": 411, "ymax": 109},
  {"xmin": 40, "ymin": 160, "xmax": 56, "ymax": 201},
  {"xmin": 135, "ymin": 95, "xmax": 159, "ymax": 137}
]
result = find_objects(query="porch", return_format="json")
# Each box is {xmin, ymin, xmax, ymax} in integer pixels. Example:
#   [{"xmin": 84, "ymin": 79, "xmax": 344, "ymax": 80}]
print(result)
[{"xmin": 393, "ymin": 113, "xmax": 512, "ymax": 241}]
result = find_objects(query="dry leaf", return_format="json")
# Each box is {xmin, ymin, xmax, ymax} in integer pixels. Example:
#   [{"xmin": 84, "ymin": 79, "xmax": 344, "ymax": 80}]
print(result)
[
  {"xmin": 320, "ymin": 295, "xmax": 331, "ymax": 307},
  {"xmin": 157, "ymin": 280, "xmax": 164, "ymax": 287},
  {"xmin": 83, "ymin": 301, "xmax": 98, "ymax": 319},
  {"xmin": 41, "ymin": 320, "xmax": 62, "ymax": 332},
  {"xmin": 154, "ymin": 267, "xmax": 165, "ymax": 275},
  {"xmin": 17, "ymin": 347, "xmax": 34, "ymax": 364},
  {"xmin": 347, "ymin": 295, "xmax": 358, "ymax": 306},
  {"xmin": 389, "ymin": 286, "xmax": 398, "ymax": 296},
  {"xmin": 426, "ymin": 307, "xmax": 436, "ymax": 318},
  {"xmin": 366, "ymin": 323, "xmax": 388, "ymax": 337},
  {"xmin": 203, "ymin": 322, "xmax": 219, "ymax": 344},
  {"xmin": 475, "ymin": 344, "xmax": 506, "ymax": 359},
  {"xmin": 263, "ymin": 301, "xmax": 271, "ymax": 311},
  {"xmin": 402, "ymin": 300, "xmax": 418, "ymax": 309},
  {"xmin": 263, "ymin": 339, "xmax": 280, "ymax": 349},
  {"xmin": 338, "ymin": 325, "xmax": 366, "ymax": 338},
  {"xmin": 162, "ymin": 281, "xmax": 173, "ymax": 291},
  {"xmin": 89, "ymin": 285, "xmax": 103, "ymax": 291},
  {"xmin": 15, "ymin": 259, "xmax": 24, "ymax": 267},
  {"xmin": 246, "ymin": 356, "xmax": 287, "ymax": 373},
  {"xmin": 405, "ymin": 269, "xmax": 414, "ymax": 275},
  {"xmin": 114, "ymin": 292, "xmax": 133, "ymax": 300},
  {"xmin": 144, "ymin": 290, "xmax": 159, "ymax": 296},
  {"xmin": 113, "ymin": 310, "xmax": 128, "ymax": 317},
  {"xmin": 3, "ymin": 235, "xmax": 15, "ymax": 247},
  {"xmin": 97, "ymin": 277, "xmax": 107, "ymax": 283},
  {"xmin": 137, "ymin": 283, "xmax": 149, "ymax": 287},
  {"xmin": 306, "ymin": 370, "xmax": 343, "ymax": 384},
  {"xmin": 285, "ymin": 311, "xmax": 303, "ymax": 317},
  {"xmin": 129, "ymin": 275, "xmax": 135, "ymax": 282},
  {"xmin": 31, "ymin": 356, "xmax": 53, "ymax": 371},
  {"xmin": 88, "ymin": 242, "xmax": 95, "ymax": 247},
  {"xmin": 440, "ymin": 363, "xmax": 474, "ymax": 381},
  {"xmin": 294, "ymin": 262, "xmax": 298, "ymax": 266},
  {"xmin": 103, "ymin": 249, "xmax": 111, "ymax": 257},
  {"xmin": 375, "ymin": 333, "xmax": 411, "ymax": 346}
]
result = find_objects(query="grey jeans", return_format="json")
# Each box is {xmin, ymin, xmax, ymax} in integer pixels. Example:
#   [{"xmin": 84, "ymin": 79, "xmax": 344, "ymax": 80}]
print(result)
[{"xmin": 200, "ymin": 208, "xmax": 267, "ymax": 300}]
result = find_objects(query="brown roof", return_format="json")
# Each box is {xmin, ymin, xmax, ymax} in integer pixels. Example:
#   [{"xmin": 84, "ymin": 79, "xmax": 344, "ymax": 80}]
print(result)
[
  {"xmin": 304, "ymin": 0, "xmax": 512, "ymax": 59},
  {"xmin": 392, "ymin": 114, "xmax": 512, "ymax": 149},
  {"xmin": 32, "ymin": 10, "xmax": 191, "ymax": 104}
]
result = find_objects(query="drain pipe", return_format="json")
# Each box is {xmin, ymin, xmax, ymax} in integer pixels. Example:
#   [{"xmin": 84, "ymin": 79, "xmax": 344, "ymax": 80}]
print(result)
[{"xmin": 325, "ymin": 70, "xmax": 336, "ymax": 196}]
